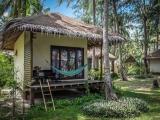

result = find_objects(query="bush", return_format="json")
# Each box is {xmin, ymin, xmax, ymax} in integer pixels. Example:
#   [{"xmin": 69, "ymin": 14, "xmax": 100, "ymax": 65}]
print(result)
[
  {"xmin": 88, "ymin": 69, "xmax": 101, "ymax": 80},
  {"xmin": 127, "ymin": 65, "xmax": 141, "ymax": 75},
  {"xmin": 120, "ymin": 97, "xmax": 149, "ymax": 112},
  {"xmin": 0, "ymin": 52, "xmax": 14, "ymax": 88},
  {"xmin": 82, "ymin": 97, "xmax": 148, "ymax": 118},
  {"xmin": 111, "ymin": 73, "xmax": 119, "ymax": 80}
]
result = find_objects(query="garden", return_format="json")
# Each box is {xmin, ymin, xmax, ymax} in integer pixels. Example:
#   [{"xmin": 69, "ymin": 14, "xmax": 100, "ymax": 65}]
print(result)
[
  {"xmin": 1, "ymin": 0, "xmax": 160, "ymax": 120},
  {"xmin": 1, "ymin": 77, "xmax": 159, "ymax": 120}
]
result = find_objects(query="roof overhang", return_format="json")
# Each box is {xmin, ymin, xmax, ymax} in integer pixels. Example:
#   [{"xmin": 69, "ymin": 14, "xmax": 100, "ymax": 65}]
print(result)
[{"xmin": 0, "ymin": 13, "xmax": 126, "ymax": 50}]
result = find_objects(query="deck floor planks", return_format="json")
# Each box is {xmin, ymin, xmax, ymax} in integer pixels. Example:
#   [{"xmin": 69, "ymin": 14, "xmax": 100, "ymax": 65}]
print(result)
[{"xmin": 30, "ymin": 80, "xmax": 104, "ymax": 88}]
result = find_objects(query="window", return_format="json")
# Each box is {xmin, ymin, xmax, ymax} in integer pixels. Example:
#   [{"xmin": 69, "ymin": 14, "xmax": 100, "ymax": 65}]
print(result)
[{"xmin": 51, "ymin": 46, "xmax": 84, "ymax": 79}]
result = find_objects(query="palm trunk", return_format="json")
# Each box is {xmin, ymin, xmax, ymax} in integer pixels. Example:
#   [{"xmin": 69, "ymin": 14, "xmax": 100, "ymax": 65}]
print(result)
[
  {"xmin": 112, "ymin": 0, "xmax": 127, "ymax": 80},
  {"xmin": 112, "ymin": 0, "xmax": 118, "ymax": 73},
  {"xmin": 22, "ymin": 0, "xmax": 26, "ymax": 17},
  {"xmin": 143, "ymin": 17, "xmax": 149, "ymax": 75},
  {"xmin": 92, "ymin": 0, "xmax": 96, "ymax": 69},
  {"xmin": 119, "ymin": 44, "xmax": 128, "ymax": 81},
  {"xmin": 103, "ymin": 0, "xmax": 117, "ymax": 100},
  {"xmin": 156, "ymin": 31, "xmax": 159, "ymax": 50}
]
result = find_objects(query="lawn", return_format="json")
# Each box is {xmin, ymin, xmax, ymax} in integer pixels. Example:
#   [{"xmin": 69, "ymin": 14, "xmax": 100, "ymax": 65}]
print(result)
[
  {"xmin": 11, "ymin": 78, "xmax": 160, "ymax": 120},
  {"xmin": 114, "ymin": 78, "xmax": 160, "ymax": 120}
]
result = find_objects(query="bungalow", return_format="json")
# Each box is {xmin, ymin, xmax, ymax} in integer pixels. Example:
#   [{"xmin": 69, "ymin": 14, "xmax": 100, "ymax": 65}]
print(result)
[
  {"xmin": 0, "ymin": 13, "xmax": 124, "ymax": 104},
  {"xmin": 147, "ymin": 49, "xmax": 160, "ymax": 73},
  {"xmin": 87, "ymin": 48, "xmax": 118, "ymax": 73}
]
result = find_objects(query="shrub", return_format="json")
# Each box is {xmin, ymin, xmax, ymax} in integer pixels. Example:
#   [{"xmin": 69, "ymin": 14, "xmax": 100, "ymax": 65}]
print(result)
[
  {"xmin": 0, "ymin": 52, "xmax": 14, "ymax": 88},
  {"xmin": 82, "ymin": 97, "xmax": 148, "ymax": 118},
  {"xmin": 120, "ymin": 97, "xmax": 149, "ymax": 112},
  {"xmin": 111, "ymin": 73, "xmax": 119, "ymax": 80},
  {"xmin": 127, "ymin": 65, "xmax": 141, "ymax": 75},
  {"xmin": 88, "ymin": 69, "xmax": 101, "ymax": 80}
]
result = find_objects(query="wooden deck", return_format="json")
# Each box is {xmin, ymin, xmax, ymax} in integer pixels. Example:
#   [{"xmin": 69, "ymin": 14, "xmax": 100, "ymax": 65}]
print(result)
[
  {"xmin": 30, "ymin": 80, "xmax": 104, "ymax": 89},
  {"xmin": 27, "ymin": 80, "xmax": 104, "ymax": 105}
]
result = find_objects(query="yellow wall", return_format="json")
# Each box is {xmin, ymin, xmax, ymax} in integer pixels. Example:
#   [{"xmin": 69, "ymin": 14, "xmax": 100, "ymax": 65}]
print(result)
[
  {"xmin": 14, "ymin": 32, "xmax": 24, "ymax": 82},
  {"xmin": 33, "ymin": 33, "xmax": 88, "ymax": 79}
]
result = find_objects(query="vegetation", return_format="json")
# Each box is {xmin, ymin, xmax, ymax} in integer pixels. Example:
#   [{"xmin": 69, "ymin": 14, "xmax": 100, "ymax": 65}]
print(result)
[
  {"xmin": 0, "ymin": 0, "xmax": 43, "ymax": 17},
  {"xmin": 0, "ymin": 52, "xmax": 14, "ymax": 88},
  {"xmin": 0, "ymin": 0, "xmax": 160, "ymax": 119},
  {"xmin": 82, "ymin": 97, "xmax": 148, "ymax": 118},
  {"xmin": 5, "ymin": 78, "xmax": 156, "ymax": 120}
]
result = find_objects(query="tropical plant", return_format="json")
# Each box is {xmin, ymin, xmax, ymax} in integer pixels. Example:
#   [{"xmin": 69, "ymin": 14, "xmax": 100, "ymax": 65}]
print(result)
[
  {"xmin": 103, "ymin": 0, "xmax": 117, "ymax": 100},
  {"xmin": 0, "ymin": 52, "xmax": 14, "ymax": 88},
  {"xmin": 0, "ymin": 0, "xmax": 43, "ymax": 18},
  {"xmin": 82, "ymin": 97, "xmax": 149, "ymax": 118}
]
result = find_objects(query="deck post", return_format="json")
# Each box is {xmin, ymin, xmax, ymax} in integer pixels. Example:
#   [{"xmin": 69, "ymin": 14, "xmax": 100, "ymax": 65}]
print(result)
[{"xmin": 30, "ymin": 88, "xmax": 35, "ymax": 105}]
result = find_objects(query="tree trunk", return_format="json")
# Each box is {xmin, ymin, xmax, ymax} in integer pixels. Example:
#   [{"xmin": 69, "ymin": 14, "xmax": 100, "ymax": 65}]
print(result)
[
  {"xmin": 92, "ymin": 48, "xmax": 96, "ymax": 69},
  {"xmin": 156, "ymin": 31, "xmax": 159, "ymax": 50},
  {"xmin": 112, "ymin": 0, "xmax": 118, "ymax": 32},
  {"xmin": 22, "ymin": 0, "xmax": 26, "ymax": 17},
  {"xmin": 92, "ymin": 0, "xmax": 96, "ymax": 69},
  {"xmin": 112, "ymin": 0, "xmax": 127, "ymax": 80},
  {"xmin": 143, "ymin": 17, "xmax": 149, "ymax": 75},
  {"xmin": 111, "ymin": 0, "xmax": 117, "ymax": 73},
  {"xmin": 103, "ymin": 0, "xmax": 117, "ymax": 100},
  {"xmin": 119, "ymin": 44, "xmax": 128, "ymax": 81}
]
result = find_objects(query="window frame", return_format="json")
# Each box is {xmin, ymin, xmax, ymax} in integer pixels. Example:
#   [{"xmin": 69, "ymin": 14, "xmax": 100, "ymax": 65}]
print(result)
[{"xmin": 50, "ymin": 45, "xmax": 84, "ymax": 80}]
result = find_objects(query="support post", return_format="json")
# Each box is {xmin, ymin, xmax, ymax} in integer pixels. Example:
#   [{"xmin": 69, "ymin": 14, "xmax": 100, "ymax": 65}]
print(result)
[{"xmin": 30, "ymin": 88, "xmax": 35, "ymax": 105}]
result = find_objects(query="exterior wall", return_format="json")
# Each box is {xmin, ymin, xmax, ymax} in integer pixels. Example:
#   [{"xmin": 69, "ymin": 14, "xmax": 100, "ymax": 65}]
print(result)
[
  {"xmin": 32, "ymin": 33, "xmax": 88, "ymax": 79},
  {"xmin": 150, "ymin": 59, "xmax": 160, "ymax": 73},
  {"xmin": 14, "ymin": 32, "xmax": 24, "ymax": 82}
]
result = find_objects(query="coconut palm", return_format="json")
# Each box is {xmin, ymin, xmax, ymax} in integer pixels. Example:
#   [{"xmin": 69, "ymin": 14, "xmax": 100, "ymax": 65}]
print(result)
[
  {"xmin": 103, "ymin": 0, "xmax": 117, "ymax": 100},
  {"xmin": 92, "ymin": 0, "xmax": 96, "ymax": 69},
  {"xmin": 0, "ymin": 0, "xmax": 43, "ymax": 17}
]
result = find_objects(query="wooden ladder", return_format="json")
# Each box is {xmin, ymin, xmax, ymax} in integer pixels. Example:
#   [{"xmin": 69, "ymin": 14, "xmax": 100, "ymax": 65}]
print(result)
[{"xmin": 39, "ymin": 79, "xmax": 55, "ymax": 111}]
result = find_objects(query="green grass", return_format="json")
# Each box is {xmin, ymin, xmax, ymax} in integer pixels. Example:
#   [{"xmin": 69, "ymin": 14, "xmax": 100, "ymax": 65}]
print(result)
[
  {"xmin": 114, "ymin": 78, "xmax": 160, "ymax": 120},
  {"xmin": 25, "ymin": 94, "xmax": 104, "ymax": 120},
  {"xmin": 5, "ymin": 78, "xmax": 160, "ymax": 120}
]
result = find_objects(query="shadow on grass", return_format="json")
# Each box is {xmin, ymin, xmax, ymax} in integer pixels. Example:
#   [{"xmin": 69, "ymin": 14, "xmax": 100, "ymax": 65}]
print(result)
[{"xmin": 115, "ymin": 86, "xmax": 160, "ymax": 103}]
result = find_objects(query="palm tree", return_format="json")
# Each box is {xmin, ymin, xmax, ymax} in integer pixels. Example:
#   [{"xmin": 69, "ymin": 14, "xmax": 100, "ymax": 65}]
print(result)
[
  {"xmin": 150, "ymin": 0, "xmax": 160, "ymax": 50},
  {"xmin": 0, "ymin": 0, "xmax": 43, "ymax": 18},
  {"xmin": 111, "ymin": 0, "xmax": 128, "ymax": 81},
  {"xmin": 92, "ymin": 0, "xmax": 96, "ymax": 69},
  {"xmin": 103, "ymin": 0, "xmax": 117, "ymax": 100}
]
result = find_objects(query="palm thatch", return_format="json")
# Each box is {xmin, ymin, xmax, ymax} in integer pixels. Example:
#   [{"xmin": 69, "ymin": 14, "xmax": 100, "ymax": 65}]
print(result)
[
  {"xmin": 0, "ymin": 13, "xmax": 125, "ymax": 50},
  {"xmin": 88, "ymin": 48, "xmax": 116, "ymax": 60}
]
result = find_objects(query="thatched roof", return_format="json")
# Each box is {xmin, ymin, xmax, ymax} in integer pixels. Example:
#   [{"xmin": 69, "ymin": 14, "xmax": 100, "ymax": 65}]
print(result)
[
  {"xmin": 88, "ymin": 48, "xmax": 116, "ymax": 60},
  {"xmin": 0, "ymin": 13, "xmax": 125, "ymax": 50},
  {"xmin": 147, "ymin": 49, "xmax": 160, "ymax": 59}
]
